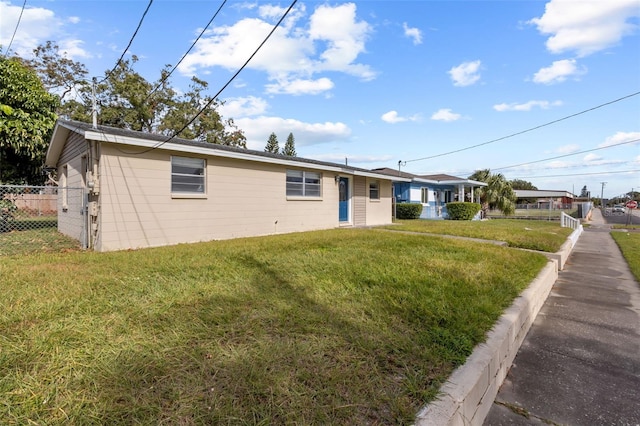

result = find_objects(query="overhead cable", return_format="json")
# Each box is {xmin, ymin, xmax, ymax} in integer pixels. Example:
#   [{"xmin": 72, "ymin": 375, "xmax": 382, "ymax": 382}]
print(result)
[
  {"xmin": 144, "ymin": 0, "xmax": 228, "ymax": 101},
  {"xmin": 97, "ymin": 0, "xmax": 154, "ymax": 84},
  {"xmin": 513, "ymin": 169, "xmax": 640, "ymax": 179},
  {"xmin": 493, "ymin": 138, "xmax": 640, "ymax": 172},
  {"xmin": 403, "ymin": 91, "xmax": 640, "ymax": 164},
  {"xmin": 3, "ymin": 0, "xmax": 27, "ymax": 57},
  {"xmin": 135, "ymin": 0, "xmax": 298, "ymax": 154}
]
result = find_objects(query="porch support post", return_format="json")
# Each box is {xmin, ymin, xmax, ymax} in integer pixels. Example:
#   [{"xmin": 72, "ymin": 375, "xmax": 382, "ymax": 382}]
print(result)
[
  {"xmin": 471, "ymin": 186, "xmax": 474, "ymax": 203},
  {"xmin": 458, "ymin": 184, "xmax": 464, "ymax": 202}
]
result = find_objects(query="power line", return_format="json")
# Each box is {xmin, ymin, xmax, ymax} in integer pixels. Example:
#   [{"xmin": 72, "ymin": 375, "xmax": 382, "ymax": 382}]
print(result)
[
  {"xmin": 492, "ymin": 138, "xmax": 640, "ymax": 172},
  {"xmin": 513, "ymin": 169, "xmax": 640, "ymax": 179},
  {"xmin": 3, "ymin": 0, "xmax": 27, "ymax": 57},
  {"xmin": 144, "ymin": 0, "xmax": 228, "ymax": 101},
  {"xmin": 97, "ymin": 0, "xmax": 154, "ymax": 84},
  {"xmin": 403, "ymin": 91, "xmax": 640, "ymax": 164},
  {"xmin": 133, "ymin": 0, "xmax": 298, "ymax": 154}
]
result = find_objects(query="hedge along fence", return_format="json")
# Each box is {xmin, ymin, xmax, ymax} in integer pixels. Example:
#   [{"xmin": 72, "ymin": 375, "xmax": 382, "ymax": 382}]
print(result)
[
  {"xmin": 446, "ymin": 202, "xmax": 481, "ymax": 220},
  {"xmin": 396, "ymin": 203, "xmax": 423, "ymax": 219}
]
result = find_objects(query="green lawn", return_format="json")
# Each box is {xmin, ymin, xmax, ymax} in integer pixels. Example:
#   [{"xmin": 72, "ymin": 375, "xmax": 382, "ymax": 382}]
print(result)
[
  {"xmin": 611, "ymin": 231, "xmax": 640, "ymax": 283},
  {"xmin": 383, "ymin": 219, "xmax": 574, "ymax": 252},
  {"xmin": 0, "ymin": 228, "xmax": 80, "ymax": 256},
  {"xmin": 487, "ymin": 208, "xmax": 576, "ymax": 219},
  {"xmin": 0, "ymin": 228, "xmax": 547, "ymax": 424}
]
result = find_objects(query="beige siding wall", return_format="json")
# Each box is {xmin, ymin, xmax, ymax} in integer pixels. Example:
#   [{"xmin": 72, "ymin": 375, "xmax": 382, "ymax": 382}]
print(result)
[
  {"xmin": 353, "ymin": 176, "xmax": 366, "ymax": 226},
  {"xmin": 57, "ymin": 133, "xmax": 86, "ymax": 243},
  {"xmin": 96, "ymin": 144, "xmax": 344, "ymax": 251},
  {"xmin": 366, "ymin": 179, "xmax": 393, "ymax": 226}
]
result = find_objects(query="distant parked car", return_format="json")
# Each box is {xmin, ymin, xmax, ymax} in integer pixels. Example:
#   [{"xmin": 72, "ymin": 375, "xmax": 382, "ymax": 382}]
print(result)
[{"xmin": 612, "ymin": 204, "xmax": 626, "ymax": 213}]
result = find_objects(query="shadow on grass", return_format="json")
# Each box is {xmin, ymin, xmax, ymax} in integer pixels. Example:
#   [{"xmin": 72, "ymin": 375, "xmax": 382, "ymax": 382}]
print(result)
[{"xmin": 89, "ymin": 253, "xmax": 449, "ymax": 424}]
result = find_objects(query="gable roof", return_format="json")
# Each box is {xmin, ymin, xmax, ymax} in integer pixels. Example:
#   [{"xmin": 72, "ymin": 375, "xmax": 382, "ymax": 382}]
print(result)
[
  {"xmin": 46, "ymin": 120, "xmax": 411, "ymax": 182},
  {"xmin": 371, "ymin": 167, "xmax": 486, "ymax": 187}
]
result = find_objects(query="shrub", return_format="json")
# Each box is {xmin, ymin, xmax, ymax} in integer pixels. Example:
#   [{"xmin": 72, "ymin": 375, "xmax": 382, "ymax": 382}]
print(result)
[
  {"xmin": 396, "ymin": 203, "xmax": 422, "ymax": 219},
  {"xmin": 446, "ymin": 202, "xmax": 481, "ymax": 220}
]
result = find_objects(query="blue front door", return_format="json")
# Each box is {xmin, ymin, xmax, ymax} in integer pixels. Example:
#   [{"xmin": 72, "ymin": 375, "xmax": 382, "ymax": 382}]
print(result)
[{"xmin": 339, "ymin": 177, "xmax": 349, "ymax": 222}]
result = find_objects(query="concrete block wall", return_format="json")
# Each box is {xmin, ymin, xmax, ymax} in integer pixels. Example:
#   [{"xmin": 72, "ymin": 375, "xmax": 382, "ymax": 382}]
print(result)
[{"xmin": 415, "ymin": 261, "xmax": 559, "ymax": 425}]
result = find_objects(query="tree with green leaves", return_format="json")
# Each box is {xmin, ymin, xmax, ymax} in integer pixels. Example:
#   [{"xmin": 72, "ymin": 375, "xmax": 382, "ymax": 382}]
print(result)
[
  {"xmin": 469, "ymin": 169, "xmax": 516, "ymax": 216},
  {"xmin": 25, "ymin": 42, "xmax": 247, "ymax": 148},
  {"xmin": 264, "ymin": 132, "xmax": 280, "ymax": 153},
  {"xmin": 23, "ymin": 41, "xmax": 90, "ymax": 103},
  {"xmin": 160, "ymin": 76, "xmax": 246, "ymax": 147},
  {"xmin": 0, "ymin": 57, "xmax": 59, "ymax": 184},
  {"xmin": 510, "ymin": 178, "xmax": 537, "ymax": 204},
  {"xmin": 282, "ymin": 132, "xmax": 297, "ymax": 156}
]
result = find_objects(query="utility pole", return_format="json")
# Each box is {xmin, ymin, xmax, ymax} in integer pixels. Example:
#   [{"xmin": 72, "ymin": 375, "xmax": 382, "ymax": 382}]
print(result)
[
  {"xmin": 92, "ymin": 77, "xmax": 97, "ymax": 129},
  {"xmin": 600, "ymin": 181, "xmax": 607, "ymax": 208}
]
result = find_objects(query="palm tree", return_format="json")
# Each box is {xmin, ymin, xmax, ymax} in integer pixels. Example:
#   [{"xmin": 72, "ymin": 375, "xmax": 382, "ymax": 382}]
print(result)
[{"xmin": 469, "ymin": 169, "xmax": 516, "ymax": 216}]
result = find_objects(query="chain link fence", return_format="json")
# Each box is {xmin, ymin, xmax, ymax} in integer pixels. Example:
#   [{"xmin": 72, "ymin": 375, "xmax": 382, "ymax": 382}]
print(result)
[{"xmin": 0, "ymin": 185, "xmax": 86, "ymax": 253}]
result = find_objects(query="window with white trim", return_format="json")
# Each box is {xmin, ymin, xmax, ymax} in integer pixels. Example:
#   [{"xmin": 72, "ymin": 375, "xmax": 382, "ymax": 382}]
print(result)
[
  {"xmin": 286, "ymin": 170, "xmax": 321, "ymax": 197},
  {"xmin": 369, "ymin": 181, "xmax": 380, "ymax": 200},
  {"xmin": 171, "ymin": 156, "xmax": 205, "ymax": 194},
  {"xmin": 421, "ymin": 188, "xmax": 429, "ymax": 203},
  {"xmin": 61, "ymin": 164, "xmax": 68, "ymax": 210}
]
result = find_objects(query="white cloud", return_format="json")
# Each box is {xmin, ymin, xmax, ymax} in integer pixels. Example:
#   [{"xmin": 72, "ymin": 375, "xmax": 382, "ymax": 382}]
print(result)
[
  {"xmin": 178, "ymin": 2, "xmax": 375, "ymax": 95},
  {"xmin": 556, "ymin": 144, "xmax": 580, "ymax": 154},
  {"xmin": 59, "ymin": 39, "xmax": 91, "ymax": 59},
  {"xmin": 546, "ymin": 160, "xmax": 572, "ymax": 169},
  {"xmin": 532, "ymin": 59, "xmax": 586, "ymax": 84},
  {"xmin": 219, "ymin": 96, "xmax": 269, "ymax": 118},
  {"xmin": 633, "ymin": 155, "xmax": 640, "ymax": 165},
  {"xmin": 448, "ymin": 60, "xmax": 482, "ymax": 87},
  {"xmin": 233, "ymin": 115, "xmax": 351, "ymax": 150},
  {"xmin": 529, "ymin": 0, "xmax": 640, "ymax": 57},
  {"xmin": 493, "ymin": 100, "xmax": 563, "ymax": 111},
  {"xmin": 431, "ymin": 108, "xmax": 461, "ymax": 122},
  {"xmin": 598, "ymin": 131, "xmax": 640, "ymax": 148},
  {"xmin": 0, "ymin": 1, "xmax": 61, "ymax": 56},
  {"xmin": 265, "ymin": 77, "xmax": 334, "ymax": 95},
  {"xmin": 583, "ymin": 153, "xmax": 602, "ymax": 163},
  {"xmin": 381, "ymin": 110, "xmax": 420, "ymax": 124},
  {"xmin": 67, "ymin": 16, "xmax": 80, "ymax": 24},
  {"xmin": 403, "ymin": 22, "xmax": 422, "ymax": 45}
]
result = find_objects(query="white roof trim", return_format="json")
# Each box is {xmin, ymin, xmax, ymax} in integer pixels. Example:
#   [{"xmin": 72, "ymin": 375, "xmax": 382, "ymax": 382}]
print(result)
[{"xmin": 52, "ymin": 125, "xmax": 411, "ymax": 182}]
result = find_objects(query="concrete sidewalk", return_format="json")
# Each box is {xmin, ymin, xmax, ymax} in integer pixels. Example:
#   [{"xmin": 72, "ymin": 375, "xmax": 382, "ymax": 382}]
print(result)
[{"xmin": 484, "ymin": 209, "xmax": 640, "ymax": 425}]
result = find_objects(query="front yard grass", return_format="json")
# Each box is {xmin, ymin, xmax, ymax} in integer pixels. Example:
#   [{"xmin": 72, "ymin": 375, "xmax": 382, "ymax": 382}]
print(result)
[
  {"xmin": 611, "ymin": 231, "xmax": 640, "ymax": 282},
  {"xmin": 384, "ymin": 219, "xmax": 573, "ymax": 252},
  {"xmin": 0, "ymin": 227, "xmax": 81, "ymax": 256},
  {"xmin": 0, "ymin": 228, "xmax": 547, "ymax": 424}
]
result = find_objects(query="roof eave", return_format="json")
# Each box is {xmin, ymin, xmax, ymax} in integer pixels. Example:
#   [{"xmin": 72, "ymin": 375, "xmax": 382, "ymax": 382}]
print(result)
[{"xmin": 80, "ymin": 128, "xmax": 407, "ymax": 182}]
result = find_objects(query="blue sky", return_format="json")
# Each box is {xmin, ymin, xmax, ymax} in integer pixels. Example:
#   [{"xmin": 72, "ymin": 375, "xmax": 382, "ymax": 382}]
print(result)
[{"xmin": 2, "ymin": 0, "xmax": 639, "ymax": 199}]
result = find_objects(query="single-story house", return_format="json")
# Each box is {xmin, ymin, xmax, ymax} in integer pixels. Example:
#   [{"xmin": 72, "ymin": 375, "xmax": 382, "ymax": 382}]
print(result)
[
  {"xmin": 372, "ymin": 168, "xmax": 487, "ymax": 219},
  {"xmin": 44, "ymin": 120, "xmax": 410, "ymax": 251},
  {"xmin": 514, "ymin": 190, "xmax": 574, "ymax": 208}
]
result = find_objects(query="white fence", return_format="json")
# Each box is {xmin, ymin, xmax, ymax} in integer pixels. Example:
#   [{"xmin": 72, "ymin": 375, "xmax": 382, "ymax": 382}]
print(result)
[{"xmin": 560, "ymin": 211, "xmax": 580, "ymax": 229}]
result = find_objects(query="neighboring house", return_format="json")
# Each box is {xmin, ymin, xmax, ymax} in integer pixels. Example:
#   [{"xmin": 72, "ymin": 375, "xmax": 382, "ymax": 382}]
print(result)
[
  {"xmin": 372, "ymin": 168, "xmax": 487, "ymax": 219},
  {"xmin": 45, "ymin": 120, "xmax": 410, "ymax": 252},
  {"xmin": 514, "ymin": 190, "xmax": 574, "ymax": 208}
]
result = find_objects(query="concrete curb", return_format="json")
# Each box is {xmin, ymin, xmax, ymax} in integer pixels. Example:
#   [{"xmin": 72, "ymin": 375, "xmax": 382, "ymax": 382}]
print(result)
[
  {"xmin": 544, "ymin": 224, "xmax": 583, "ymax": 270},
  {"xmin": 414, "ymin": 226, "xmax": 583, "ymax": 426}
]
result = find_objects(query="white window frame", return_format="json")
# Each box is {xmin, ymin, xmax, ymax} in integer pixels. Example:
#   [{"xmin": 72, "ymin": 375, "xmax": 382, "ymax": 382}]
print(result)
[
  {"xmin": 421, "ymin": 187, "xmax": 429, "ymax": 204},
  {"xmin": 61, "ymin": 164, "xmax": 68, "ymax": 210},
  {"xmin": 286, "ymin": 170, "xmax": 322, "ymax": 198},
  {"xmin": 369, "ymin": 181, "xmax": 380, "ymax": 201},
  {"xmin": 171, "ymin": 156, "xmax": 206, "ymax": 197}
]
